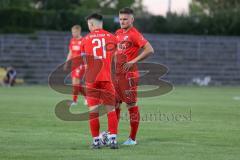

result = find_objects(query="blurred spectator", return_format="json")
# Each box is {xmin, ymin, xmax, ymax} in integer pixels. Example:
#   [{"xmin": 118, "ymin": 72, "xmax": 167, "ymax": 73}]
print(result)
[{"xmin": 3, "ymin": 67, "xmax": 17, "ymax": 87}]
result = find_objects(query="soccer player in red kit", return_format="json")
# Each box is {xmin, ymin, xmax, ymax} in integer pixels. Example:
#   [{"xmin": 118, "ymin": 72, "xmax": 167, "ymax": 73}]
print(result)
[
  {"xmin": 114, "ymin": 7, "xmax": 154, "ymax": 145},
  {"xmin": 64, "ymin": 25, "xmax": 86, "ymax": 106},
  {"xmin": 81, "ymin": 13, "xmax": 118, "ymax": 149}
]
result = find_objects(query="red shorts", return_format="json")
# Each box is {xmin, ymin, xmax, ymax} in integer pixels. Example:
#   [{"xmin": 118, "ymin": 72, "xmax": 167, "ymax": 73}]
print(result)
[
  {"xmin": 71, "ymin": 65, "xmax": 85, "ymax": 79},
  {"xmin": 86, "ymin": 81, "xmax": 115, "ymax": 107},
  {"xmin": 114, "ymin": 72, "xmax": 139, "ymax": 104}
]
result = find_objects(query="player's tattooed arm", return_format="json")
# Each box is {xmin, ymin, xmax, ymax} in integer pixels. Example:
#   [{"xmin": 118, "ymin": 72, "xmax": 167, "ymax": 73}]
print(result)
[
  {"xmin": 63, "ymin": 50, "xmax": 72, "ymax": 71},
  {"xmin": 135, "ymin": 42, "xmax": 154, "ymax": 62},
  {"xmin": 123, "ymin": 42, "xmax": 154, "ymax": 71}
]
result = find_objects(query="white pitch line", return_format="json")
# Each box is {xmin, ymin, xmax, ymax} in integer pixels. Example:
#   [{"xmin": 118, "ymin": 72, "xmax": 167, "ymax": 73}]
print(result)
[{"xmin": 233, "ymin": 96, "xmax": 240, "ymax": 100}]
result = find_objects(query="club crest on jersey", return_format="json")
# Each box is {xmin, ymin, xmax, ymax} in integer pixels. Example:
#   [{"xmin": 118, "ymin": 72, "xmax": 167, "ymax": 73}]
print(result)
[{"xmin": 124, "ymin": 36, "xmax": 129, "ymax": 41}]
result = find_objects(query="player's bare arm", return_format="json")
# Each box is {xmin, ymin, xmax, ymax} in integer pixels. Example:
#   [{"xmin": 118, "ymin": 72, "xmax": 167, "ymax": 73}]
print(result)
[
  {"xmin": 123, "ymin": 42, "xmax": 154, "ymax": 71},
  {"xmin": 63, "ymin": 50, "xmax": 72, "ymax": 71}
]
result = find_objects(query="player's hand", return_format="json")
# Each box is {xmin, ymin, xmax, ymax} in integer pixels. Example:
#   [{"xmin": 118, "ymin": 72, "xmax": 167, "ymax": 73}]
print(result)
[
  {"xmin": 123, "ymin": 60, "xmax": 135, "ymax": 72},
  {"xmin": 63, "ymin": 63, "xmax": 69, "ymax": 72}
]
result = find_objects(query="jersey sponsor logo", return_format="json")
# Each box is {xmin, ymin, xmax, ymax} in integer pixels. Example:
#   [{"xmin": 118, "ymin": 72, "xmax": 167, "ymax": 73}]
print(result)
[
  {"xmin": 72, "ymin": 45, "xmax": 80, "ymax": 51},
  {"xmin": 118, "ymin": 40, "xmax": 133, "ymax": 51}
]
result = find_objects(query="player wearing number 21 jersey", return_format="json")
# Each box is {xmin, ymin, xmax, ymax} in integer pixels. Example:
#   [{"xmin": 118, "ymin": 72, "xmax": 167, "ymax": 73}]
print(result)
[{"xmin": 80, "ymin": 13, "xmax": 119, "ymax": 149}]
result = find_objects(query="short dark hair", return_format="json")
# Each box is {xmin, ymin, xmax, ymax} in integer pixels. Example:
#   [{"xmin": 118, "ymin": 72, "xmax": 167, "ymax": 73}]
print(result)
[
  {"xmin": 85, "ymin": 13, "xmax": 103, "ymax": 21},
  {"xmin": 119, "ymin": 7, "xmax": 134, "ymax": 15}
]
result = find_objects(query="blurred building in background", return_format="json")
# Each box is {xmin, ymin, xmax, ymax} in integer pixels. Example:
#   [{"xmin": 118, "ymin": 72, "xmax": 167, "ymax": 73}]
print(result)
[{"xmin": 0, "ymin": 0, "xmax": 240, "ymax": 85}]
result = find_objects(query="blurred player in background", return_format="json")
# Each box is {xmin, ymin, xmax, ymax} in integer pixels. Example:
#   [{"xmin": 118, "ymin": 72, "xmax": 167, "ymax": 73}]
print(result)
[
  {"xmin": 81, "ymin": 13, "xmax": 119, "ymax": 149},
  {"xmin": 114, "ymin": 7, "xmax": 154, "ymax": 145},
  {"xmin": 64, "ymin": 25, "xmax": 86, "ymax": 106},
  {"xmin": 3, "ymin": 66, "xmax": 17, "ymax": 87}
]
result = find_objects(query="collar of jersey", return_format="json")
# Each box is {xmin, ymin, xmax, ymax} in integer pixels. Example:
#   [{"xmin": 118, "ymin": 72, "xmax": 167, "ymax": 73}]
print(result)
[
  {"xmin": 122, "ymin": 26, "xmax": 134, "ymax": 34},
  {"xmin": 92, "ymin": 28, "xmax": 103, "ymax": 33}
]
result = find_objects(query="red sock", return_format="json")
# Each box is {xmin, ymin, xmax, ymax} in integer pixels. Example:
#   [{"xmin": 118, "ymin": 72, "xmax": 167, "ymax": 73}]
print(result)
[
  {"xmin": 107, "ymin": 111, "xmax": 118, "ymax": 134},
  {"xmin": 78, "ymin": 85, "xmax": 85, "ymax": 97},
  {"xmin": 128, "ymin": 106, "xmax": 140, "ymax": 140},
  {"xmin": 115, "ymin": 107, "xmax": 121, "ymax": 122},
  {"xmin": 72, "ymin": 85, "xmax": 79, "ymax": 102},
  {"xmin": 89, "ymin": 113, "xmax": 100, "ymax": 137}
]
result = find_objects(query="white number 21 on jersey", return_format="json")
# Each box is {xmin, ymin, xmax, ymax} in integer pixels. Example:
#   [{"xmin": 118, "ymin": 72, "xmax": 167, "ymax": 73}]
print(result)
[{"xmin": 92, "ymin": 38, "xmax": 106, "ymax": 59}]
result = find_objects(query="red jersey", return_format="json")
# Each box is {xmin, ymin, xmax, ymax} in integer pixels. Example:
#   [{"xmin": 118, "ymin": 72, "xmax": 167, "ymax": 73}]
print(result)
[
  {"xmin": 81, "ymin": 29, "xmax": 117, "ymax": 82},
  {"xmin": 115, "ymin": 27, "xmax": 148, "ymax": 74},
  {"xmin": 69, "ymin": 37, "xmax": 82, "ymax": 58},
  {"xmin": 68, "ymin": 37, "xmax": 84, "ymax": 71}
]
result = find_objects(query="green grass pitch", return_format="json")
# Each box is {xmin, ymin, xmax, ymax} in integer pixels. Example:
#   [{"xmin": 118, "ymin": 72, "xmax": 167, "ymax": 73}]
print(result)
[{"xmin": 0, "ymin": 86, "xmax": 240, "ymax": 160}]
